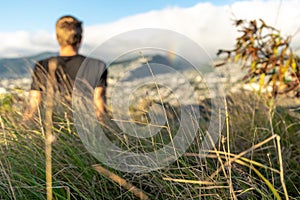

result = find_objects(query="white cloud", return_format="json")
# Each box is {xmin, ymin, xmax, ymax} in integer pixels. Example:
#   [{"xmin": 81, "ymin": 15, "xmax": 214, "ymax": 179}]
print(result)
[
  {"xmin": 0, "ymin": 30, "xmax": 57, "ymax": 57},
  {"xmin": 81, "ymin": 2, "xmax": 235, "ymax": 63},
  {"xmin": 0, "ymin": 0, "xmax": 299, "ymax": 61}
]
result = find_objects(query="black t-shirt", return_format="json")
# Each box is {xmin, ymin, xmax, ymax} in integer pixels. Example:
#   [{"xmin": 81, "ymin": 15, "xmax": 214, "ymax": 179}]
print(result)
[{"xmin": 31, "ymin": 54, "xmax": 107, "ymax": 93}]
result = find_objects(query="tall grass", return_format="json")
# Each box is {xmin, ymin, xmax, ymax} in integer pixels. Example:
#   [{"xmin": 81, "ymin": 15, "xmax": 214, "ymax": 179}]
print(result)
[{"xmin": 0, "ymin": 90, "xmax": 300, "ymax": 199}]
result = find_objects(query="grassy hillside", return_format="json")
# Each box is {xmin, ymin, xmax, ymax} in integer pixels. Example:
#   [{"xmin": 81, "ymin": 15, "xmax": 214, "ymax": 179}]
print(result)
[{"xmin": 0, "ymin": 89, "xmax": 299, "ymax": 199}]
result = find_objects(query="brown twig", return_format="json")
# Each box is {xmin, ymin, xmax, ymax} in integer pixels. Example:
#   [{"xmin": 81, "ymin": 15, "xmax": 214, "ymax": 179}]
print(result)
[
  {"xmin": 45, "ymin": 58, "xmax": 58, "ymax": 200},
  {"xmin": 92, "ymin": 164, "xmax": 151, "ymax": 200}
]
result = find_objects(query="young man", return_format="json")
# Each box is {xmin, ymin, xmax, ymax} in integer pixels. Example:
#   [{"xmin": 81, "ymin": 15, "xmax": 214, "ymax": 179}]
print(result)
[{"xmin": 24, "ymin": 15, "xmax": 107, "ymax": 121}]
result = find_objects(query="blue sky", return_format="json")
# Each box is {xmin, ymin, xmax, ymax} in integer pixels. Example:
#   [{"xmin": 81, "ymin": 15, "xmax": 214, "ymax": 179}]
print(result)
[
  {"xmin": 1, "ymin": 0, "xmax": 237, "ymax": 32},
  {"xmin": 1, "ymin": 0, "xmax": 299, "ymax": 59}
]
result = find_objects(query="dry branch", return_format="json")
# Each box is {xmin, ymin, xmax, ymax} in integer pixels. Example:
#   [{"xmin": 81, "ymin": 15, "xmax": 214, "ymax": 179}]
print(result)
[{"xmin": 93, "ymin": 164, "xmax": 150, "ymax": 200}]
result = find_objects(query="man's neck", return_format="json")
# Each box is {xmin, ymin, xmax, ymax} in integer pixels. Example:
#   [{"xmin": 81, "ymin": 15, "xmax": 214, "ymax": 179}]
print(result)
[{"xmin": 59, "ymin": 45, "xmax": 79, "ymax": 56}]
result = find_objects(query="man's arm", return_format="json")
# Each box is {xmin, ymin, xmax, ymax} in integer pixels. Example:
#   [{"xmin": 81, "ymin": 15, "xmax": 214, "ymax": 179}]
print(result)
[
  {"xmin": 23, "ymin": 90, "xmax": 42, "ymax": 121},
  {"xmin": 94, "ymin": 86, "xmax": 107, "ymax": 120}
]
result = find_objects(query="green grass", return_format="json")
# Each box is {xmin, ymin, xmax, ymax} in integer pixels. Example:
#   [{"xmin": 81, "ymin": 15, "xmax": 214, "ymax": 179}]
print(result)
[{"xmin": 0, "ymin": 90, "xmax": 300, "ymax": 199}]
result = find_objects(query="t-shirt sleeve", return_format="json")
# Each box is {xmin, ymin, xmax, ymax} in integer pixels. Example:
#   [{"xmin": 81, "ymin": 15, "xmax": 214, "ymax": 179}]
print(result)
[
  {"xmin": 30, "ymin": 60, "xmax": 48, "ymax": 91},
  {"xmin": 96, "ymin": 68, "xmax": 108, "ymax": 88}
]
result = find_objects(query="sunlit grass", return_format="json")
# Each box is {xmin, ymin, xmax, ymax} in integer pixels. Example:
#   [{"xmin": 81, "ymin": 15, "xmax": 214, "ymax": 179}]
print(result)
[{"xmin": 0, "ymin": 90, "xmax": 300, "ymax": 199}]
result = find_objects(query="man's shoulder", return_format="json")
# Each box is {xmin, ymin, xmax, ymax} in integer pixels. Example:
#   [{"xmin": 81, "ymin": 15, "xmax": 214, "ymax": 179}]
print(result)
[
  {"xmin": 36, "ymin": 57, "xmax": 50, "ymax": 64},
  {"xmin": 82, "ymin": 56, "xmax": 106, "ymax": 66},
  {"xmin": 34, "ymin": 57, "xmax": 55, "ymax": 70},
  {"xmin": 36, "ymin": 56, "xmax": 59, "ymax": 65}
]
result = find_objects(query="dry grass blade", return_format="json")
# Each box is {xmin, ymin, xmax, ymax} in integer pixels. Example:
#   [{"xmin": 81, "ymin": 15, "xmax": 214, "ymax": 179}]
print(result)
[
  {"xmin": 0, "ymin": 116, "xmax": 8, "ymax": 149},
  {"xmin": 44, "ymin": 58, "xmax": 58, "ymax": 200},
  {"xmin": 237, "ymin": 159, "xmax": 282, "ymax": 200},
  {"xmin": 224, "ymin": 97, "xmax": 237, "ymax": 200},
  {"xmin": 162, "ymin": 177, "xmax": 216, "ymax": 185},
  {"xmin": 186, "ymin": 151, "xmax": 280, "ymax": 174},
  {"xmin": 207, "ymin": 134, "xmax": 278, "ymax": 181},
  {"xmin": 93, "ymin": 164, "xmax": 150, "ymax": 200},
  {"xmin": 276, "ymin": 135, "xmax": 289, "ymax": 200},
  {"xmin": 0, "ymin": 150, "xmax": 16, "ymax": 200}
]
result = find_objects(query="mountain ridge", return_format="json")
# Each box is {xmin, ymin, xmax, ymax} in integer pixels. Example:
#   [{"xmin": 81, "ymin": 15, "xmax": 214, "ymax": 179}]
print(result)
[
  {"xmin": 0, "ymin": 52, "xmax": 212, "ymax": 79},
  {"xmin": 0, "ymin": 52, "xmax": 58, "ymax": 78}
]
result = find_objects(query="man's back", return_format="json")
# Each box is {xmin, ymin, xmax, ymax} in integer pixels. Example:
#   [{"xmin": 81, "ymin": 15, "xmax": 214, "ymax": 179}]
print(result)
[{"xmin": 31, "ymin": 55, "xmax": 107, "ymax": 97}]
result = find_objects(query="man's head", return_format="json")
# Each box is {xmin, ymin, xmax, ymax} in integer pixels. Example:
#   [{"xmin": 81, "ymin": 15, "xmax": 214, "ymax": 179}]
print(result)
[{"xmin": 56, "ymin": 15, "xmax": 83, "ymax": 48}]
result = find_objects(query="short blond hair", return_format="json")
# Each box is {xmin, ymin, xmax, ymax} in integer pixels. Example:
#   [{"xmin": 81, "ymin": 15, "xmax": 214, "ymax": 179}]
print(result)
[{"xmin": 56, "ymin": 15, "xmax": 83, "ymax": 47}]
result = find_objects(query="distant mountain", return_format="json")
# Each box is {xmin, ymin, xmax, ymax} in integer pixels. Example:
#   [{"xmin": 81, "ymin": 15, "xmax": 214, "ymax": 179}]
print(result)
[
  {"xmin": 0, "ymin": 52, "xmax": 58, "ymax": 78},
  {"xmin": 110, "ymin": 54, "xmax": 212, "ymax": 72},
  {"xmin": 150, "ymin": 54, "xmax": 211, "ymax": 73},
  {"xmin": 0, "ymin": 52, "xmax": 212, "ymax": 79}
]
